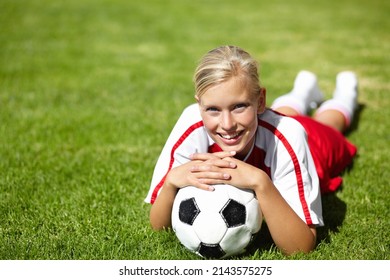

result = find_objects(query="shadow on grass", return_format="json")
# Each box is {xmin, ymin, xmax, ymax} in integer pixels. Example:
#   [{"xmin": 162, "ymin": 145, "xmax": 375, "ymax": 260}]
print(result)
[
  {"xmin": 245, "ymin": 222, "xmax": 277, "ymax": 255},
  {"xmin": 344, "ymin": 102, "xmax": 365, "ymax": 136},
  {"xmin": 244, "ymin": 193, "xmax": 347, "ymax": 257},
  {"xmin": 317, "ymin": 192, "xmax": 347, "ymax": 244},
  {"xmin": 315, "ymin": 102, "xmax": 365, "ymax": 243}
]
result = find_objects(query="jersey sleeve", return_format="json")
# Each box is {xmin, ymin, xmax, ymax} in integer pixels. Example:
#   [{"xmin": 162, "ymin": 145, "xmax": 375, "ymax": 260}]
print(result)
[{"xmin": 144, "ymin": 104, "xmax": 210, "ymax": 204}]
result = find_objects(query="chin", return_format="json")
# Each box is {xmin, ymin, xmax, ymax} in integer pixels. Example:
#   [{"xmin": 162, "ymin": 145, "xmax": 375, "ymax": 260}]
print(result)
[{"xmin": 219, "ymin": 144, "xmax": 244, "ymax": 154}]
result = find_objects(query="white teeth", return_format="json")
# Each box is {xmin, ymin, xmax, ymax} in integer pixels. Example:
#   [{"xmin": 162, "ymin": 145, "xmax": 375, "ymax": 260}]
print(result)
[{"xmin": 220, "ymin": 132, "xmax": 240, "ymax": 139}]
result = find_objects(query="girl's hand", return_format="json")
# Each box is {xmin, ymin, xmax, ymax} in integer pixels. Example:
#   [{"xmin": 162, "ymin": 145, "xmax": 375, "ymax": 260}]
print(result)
[
  {"xmin": 150, "ymin": 151, "xmax": 237, "ymax": 230},
  {"xmin": 222, "ymin": 157, "xmax": 270, "ymax": 192},
  {"xmin": 190, "ymin": 152, "xmax": 269, "ymax": 193},
  {"xmin": 189, "ymin": 151, "xmax": 237, "ymax": 162},
  {"xmin": 169, "ymin": 151, "xmax": 237, "ymax": 191}
]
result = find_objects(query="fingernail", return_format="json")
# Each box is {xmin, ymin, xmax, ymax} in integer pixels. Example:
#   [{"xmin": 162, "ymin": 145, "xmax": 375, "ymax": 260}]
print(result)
[
  {"xmin": 208, "ymin": 186, "xmax": 215, "ymax": 191},
  {"xmin": 230, "ymin": 151, "xmax": 236, "ymax": 155},
  {"xmin": 230, "ymin": 162, "xmax": 236, "ymax": 168},
  {"xmin": 223, "ymin": 173, "xmax": 230, "ymax": 179}
]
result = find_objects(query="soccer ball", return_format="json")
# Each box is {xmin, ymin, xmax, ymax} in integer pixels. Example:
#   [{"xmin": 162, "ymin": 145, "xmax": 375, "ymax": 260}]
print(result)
[{"xmin": 171, "ymin": 184, "xmax": 262, "ymax": 259}]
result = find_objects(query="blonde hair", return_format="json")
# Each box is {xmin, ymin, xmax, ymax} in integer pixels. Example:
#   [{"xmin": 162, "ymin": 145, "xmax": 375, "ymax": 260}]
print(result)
[{"xmin": 193, "ymin": 46, "xmax": 261, "ymax": 98}]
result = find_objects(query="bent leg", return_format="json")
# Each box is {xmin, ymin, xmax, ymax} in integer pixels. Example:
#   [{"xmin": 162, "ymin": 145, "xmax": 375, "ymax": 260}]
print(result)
[
  {"xmin": 271, "ymin": 70, "xmax": 323, "ymax": 116},
  {"xmin": 314, "ymin": 71, "xmax": 358, "ymax": 133},
  {"xmin": 273, "ymin": 106, "xmax": 301, "ymax": 116},
  {"xmin": 313, "ymin": 109, "xmax": 347, "ymax": 132}
]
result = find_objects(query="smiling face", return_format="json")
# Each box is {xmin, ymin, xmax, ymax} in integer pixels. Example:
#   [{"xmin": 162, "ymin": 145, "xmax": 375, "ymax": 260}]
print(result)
[{"xmin": 196, "ymin": 76, "xmax": 265, "ymax": 159}]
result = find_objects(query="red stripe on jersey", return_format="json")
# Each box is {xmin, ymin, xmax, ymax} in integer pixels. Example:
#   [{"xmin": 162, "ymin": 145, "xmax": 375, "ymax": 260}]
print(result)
[
  {"xmin": 150, "ymin": 121, "xmax": 204, "ymax": 204},
  {"xmin": 259, "ymin": 119, "xmax": 313, "ymax": 225}
]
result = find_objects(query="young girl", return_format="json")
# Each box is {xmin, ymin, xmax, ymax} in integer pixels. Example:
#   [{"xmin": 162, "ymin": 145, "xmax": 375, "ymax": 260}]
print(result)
[{"xmin": 145, "ymin": 46, "xmax": 357, "ymax": 255}]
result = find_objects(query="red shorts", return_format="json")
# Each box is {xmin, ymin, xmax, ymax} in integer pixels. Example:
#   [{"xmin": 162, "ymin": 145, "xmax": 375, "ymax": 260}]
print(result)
[{"xmin": 293, "ymin": 116, "xmax": 357, "ymax": 194}]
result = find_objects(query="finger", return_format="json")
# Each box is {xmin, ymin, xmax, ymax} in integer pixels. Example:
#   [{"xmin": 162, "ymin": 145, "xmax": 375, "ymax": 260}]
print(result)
[
  {"xmin": 190, "ymin": 151, "xmax": 236, "ymax": 161},
  {"xmin": 212, "ymin": 150, "xmax": 236, "ymax": 158},
  {"xmin": 205, "ymin": 158, "xmax": 237, "ymax": 168},
  {"xmin": 191, "ymin": 182, "xmax": 216, "ymax": 192},
  {"xmin": 181, "ymin": 179, "xmax": 216, "ymax": 192},
  {"xmin": 190, "ymin": 164, "xmax": 233, "ymax": 176},
  {"xmin": 197, "ymin": 177, "xmax": 230, "ymax": 186},
  {"xmin": 222, "ymin": 157, "xmax": 239, "ymax": 165},
  {"xmin": 194, "ymin": 171, "xmax": 231, "ymax": 181},
  {"xmin": 191, "ymin": 161, "xmax": 235, "ymax": 171}
]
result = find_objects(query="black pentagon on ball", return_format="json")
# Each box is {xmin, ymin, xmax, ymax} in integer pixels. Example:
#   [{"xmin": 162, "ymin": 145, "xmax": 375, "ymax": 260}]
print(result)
[
  {"xmin": 220, "ymin": 199, "xmax": 246, "ymax": 227},
  {"xmin": 198, "ymin": 243, "xmax": 225, "ymax": 259},
  {"xmin": 178, "ymin": 197, "xmax": 200, "ymax": 225}
]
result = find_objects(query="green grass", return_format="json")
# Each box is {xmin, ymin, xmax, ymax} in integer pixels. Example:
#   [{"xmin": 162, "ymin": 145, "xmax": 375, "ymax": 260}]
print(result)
[{"xmin": 0, "ymin": 0, "xmax": 389, "ymax": 260}]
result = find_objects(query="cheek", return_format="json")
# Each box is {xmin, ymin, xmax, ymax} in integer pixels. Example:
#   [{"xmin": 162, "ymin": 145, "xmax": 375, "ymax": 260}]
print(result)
[
  {"xmin": 242, "ymin": 112, "xmax": 258, "ymax": 128},
  {"xmin": 201, "ymin": 115, "xmax": 218, "ymax": 132}
]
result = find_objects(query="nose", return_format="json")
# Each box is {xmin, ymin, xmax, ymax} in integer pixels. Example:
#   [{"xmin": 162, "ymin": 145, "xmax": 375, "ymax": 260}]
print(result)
[{"xmin": 220, "ymin": 111, "xmax": 235, "ymax": 131}]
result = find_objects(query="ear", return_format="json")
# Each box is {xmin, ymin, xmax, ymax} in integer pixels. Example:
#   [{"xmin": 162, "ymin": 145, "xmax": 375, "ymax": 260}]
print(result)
[{"xmin": 257, "ymin": 87, "xmax": 266, "ymax": 114}]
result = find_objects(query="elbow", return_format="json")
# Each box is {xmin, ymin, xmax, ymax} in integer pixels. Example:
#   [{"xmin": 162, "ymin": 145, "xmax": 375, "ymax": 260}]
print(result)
[
  {"xmin": 280, "ymin": 243, "xmax": 316, "ymax": 256},
  {"xmin": 149, "ymin": 208, "xmax": 171, "ymax": 231},
  {"xmin": 150, "ymin": 219, "xmax": 166, "ymax": 231},
  {"xmin": 150, "ymin": 222, "xmax": 171, "ymax": 231},
  {"xmin": 283, "ymin": 243, "xmax": 316, "ymax": 256},
  {"xmin": 149, "ymin": 219, "xmax": 160, "ymax": 231},
  {"xmin": 280, "ymin": 227, "xmax": 317, "ymax": 256},
  {"xmin": 149, "ymin": 213, "xmax": 162, "ymax": 231}
]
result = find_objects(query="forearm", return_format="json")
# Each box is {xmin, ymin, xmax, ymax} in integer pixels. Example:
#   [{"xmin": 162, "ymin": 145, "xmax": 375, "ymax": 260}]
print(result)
[
  {"xmin": 149, "ymin": 181, "xmax": 178, "ymax": 230},
  {"xmin": 150, "ymin": 153, "xmax": 236, "ymax": 230},
  {"xmin": 254, "ymin": 176, "xmax": 316, "ymax": 255}
]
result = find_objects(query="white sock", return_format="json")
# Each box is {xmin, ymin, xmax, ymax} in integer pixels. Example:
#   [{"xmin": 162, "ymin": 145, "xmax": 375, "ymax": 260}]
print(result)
[
  {"xmin": 271, "ymin": 70, "xmax": 323, "ymax": 115},
  {"xmin": 316, "ymin": 71, "xmax": 358, "ymax": 126},
  {"xmin": 271, "ymin": 93, "xmax": 307, "ymax": 115}
]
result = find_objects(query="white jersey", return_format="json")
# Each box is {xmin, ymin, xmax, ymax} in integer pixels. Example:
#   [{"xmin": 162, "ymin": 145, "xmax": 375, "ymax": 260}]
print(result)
[{"xmin": 145, "ymin": 104, "xmax": 323, "ymax": 226}]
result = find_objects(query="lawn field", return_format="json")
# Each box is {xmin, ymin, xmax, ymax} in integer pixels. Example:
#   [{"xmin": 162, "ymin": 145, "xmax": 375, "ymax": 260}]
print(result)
[{"xmin": 0, "ymin": 0, "xmax": 389, "ymax": 260}]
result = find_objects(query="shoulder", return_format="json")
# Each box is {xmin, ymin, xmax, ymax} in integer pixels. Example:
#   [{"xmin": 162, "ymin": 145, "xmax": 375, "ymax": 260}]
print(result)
[
  {"xmin": 174, "ymin": 103, "xmax": 202, "ymax": 126},
  {"xmin": 181, "ymin": 103, "xmax": 201, "ymax": 117},
  {"xmin": 171, "ymin": 103, "xmax": 203, "ymax": 129},
  {"xmin": 165, "ymin": 103, "xmax": 208, "ymax": 147},
  {"xmin": 259, "ymin": 109, "xmax": 307, "ymax": 138}
]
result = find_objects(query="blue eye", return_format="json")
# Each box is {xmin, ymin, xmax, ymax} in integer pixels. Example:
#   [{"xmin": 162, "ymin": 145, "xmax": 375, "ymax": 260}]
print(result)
[
  {"xmin": 234, "ymin": 103, "xmax": 247, "ymax": 110},
  {"xmin": 206, "ymin": 107, "xmax": 219, "ymax": 112}
]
